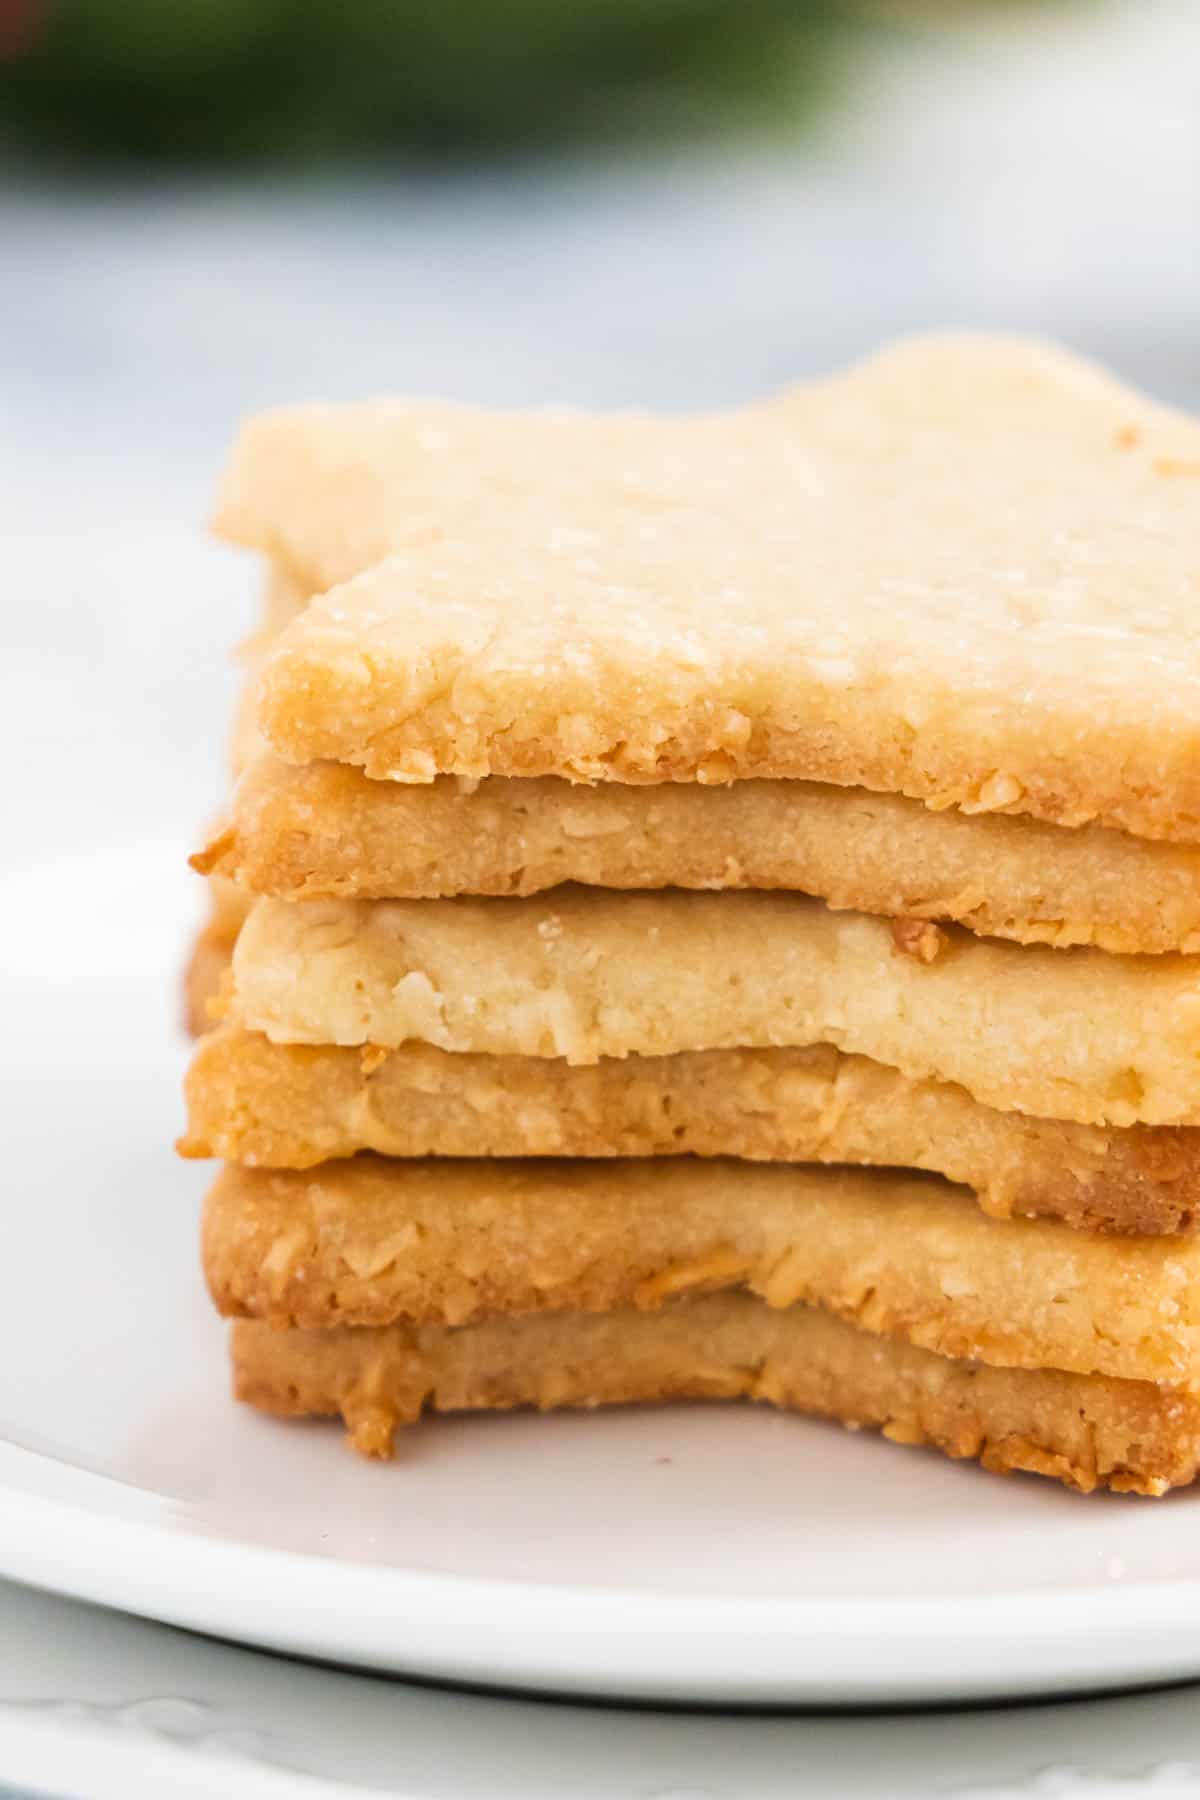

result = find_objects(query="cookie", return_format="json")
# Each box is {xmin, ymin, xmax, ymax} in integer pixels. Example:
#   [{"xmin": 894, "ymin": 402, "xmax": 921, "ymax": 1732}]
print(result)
[
  {"xmin": 182, "ymin": 1027, "xmax": 1200, "ymax": 1235},
  {"xmin": 229, "ymin": 889, "xmax": 1200, "ymax": 1127},
  {"xmin": 217, "ymin": 338, "xmax": 1200, "ymax": 840},
  {"xmin": 230, "ymin": 1291, "xmax": 1200, "ymax": 1492},
  {"xmin": 197, "ymin": 758, "xmax": 1200, "ymax": 954},
  {"xmin": 203, "ymin": 1154, "xmax": 1200, "ymax": 1387}
]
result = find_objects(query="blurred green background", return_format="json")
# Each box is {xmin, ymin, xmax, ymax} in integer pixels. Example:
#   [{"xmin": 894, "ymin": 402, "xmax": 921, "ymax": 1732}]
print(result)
[{"xmin": 2, "ymin": 0, "xmax": 1047, "ymax": 160}]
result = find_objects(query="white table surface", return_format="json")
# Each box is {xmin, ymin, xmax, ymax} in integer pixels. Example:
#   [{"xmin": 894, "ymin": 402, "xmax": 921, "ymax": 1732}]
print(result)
[
  {"xmin": 4, "ymin": 1574, "xmax": 1200, "ymax": 1800},
  {"xmin": 3, "ymin": 1, "xmax": 1200, "ymax": 1791}
]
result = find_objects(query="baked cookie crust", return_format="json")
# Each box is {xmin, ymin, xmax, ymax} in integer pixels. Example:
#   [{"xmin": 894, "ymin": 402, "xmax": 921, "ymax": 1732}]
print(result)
[
  {"xmin": 229, "ymin": 889, "xmax": 1200, "ymax": 1127},
  {"xmin": 204, "ymin": 1154, "xmax": 1200, "ymax": 1387},
  {"xmin": 198, "ymin": 758, "xmax": 1200, "ymax": 954},
  {"xmin": 182, "ymin": 1027, "xmax": 1200, "ymax": 1235},
  {"xmin": 217, "ymin": 339, "xmax": 1200, "ymax": 841},
  {"xmin": 230, "ymin": 1292, "xmax": 1200, "ymax": 1493}
]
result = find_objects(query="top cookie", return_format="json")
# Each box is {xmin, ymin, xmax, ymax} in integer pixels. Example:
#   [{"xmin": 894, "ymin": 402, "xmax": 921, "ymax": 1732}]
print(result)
[{"xmin": 216, "ymin": 337, "xmax": 1200, "ymax": 840}]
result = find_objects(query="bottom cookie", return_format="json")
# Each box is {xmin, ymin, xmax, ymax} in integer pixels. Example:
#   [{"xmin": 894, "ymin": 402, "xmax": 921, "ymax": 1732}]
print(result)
[{"xmin": 231, "ymin": 1290, "xmax": 1200, "ymax": 1495}]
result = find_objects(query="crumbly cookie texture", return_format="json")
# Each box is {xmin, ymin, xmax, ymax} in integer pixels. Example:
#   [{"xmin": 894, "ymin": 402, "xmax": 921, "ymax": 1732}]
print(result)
[
  {"xmin": 204, "ymin": 1154, "xmax": 1200, "ymax": 1388},
  {"xmin": 182, "ymin": 1027, "xmax": 1200, "ymax": 1236},
  {"xmin": 229, "ymin": 889, "xmax": 1200, "ymax": 1127},
  {"xmin": 197, "ymin": 758, "xmax": 1200, "ymax": 955},
  {"xmin": 230, "ymin": 1292, "xmax": 1200, "ymax": 1493},
  {"xmin": 216, "ymin": 338, "xmax": 1200, "ymax": 841}
]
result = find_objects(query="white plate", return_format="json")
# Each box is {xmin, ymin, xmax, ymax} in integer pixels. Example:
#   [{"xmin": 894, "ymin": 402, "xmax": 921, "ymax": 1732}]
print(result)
[
  {"xmin": 10, "ymin": 1579, "xmax": 1200, "ymax": 1800},
  {"xmin": 5, "ymin": 844, "xmax": 1200, "ymax": 1709}
]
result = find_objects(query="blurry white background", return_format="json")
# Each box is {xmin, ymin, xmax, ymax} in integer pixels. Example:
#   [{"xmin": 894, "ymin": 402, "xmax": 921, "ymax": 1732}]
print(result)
[{"xmin": 2, "ymin": 0, "xmax": 1197, "ymax": 891}]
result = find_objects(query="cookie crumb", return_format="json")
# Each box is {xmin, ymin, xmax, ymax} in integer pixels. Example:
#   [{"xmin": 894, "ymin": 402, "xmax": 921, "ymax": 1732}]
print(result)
[{"xmin": 890, "ymin": 918, "xmax": 946, "ymax": 963}]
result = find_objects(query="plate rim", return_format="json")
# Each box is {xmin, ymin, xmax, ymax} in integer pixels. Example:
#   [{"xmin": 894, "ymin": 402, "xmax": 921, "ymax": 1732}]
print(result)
[
  {"xmin": 7, "ymin": 844, "xmax": 1200, "ymax": 1708},
  {"xmin": 6, "ymin": 1437, "xmax": 1200, "ymax": 1705}
]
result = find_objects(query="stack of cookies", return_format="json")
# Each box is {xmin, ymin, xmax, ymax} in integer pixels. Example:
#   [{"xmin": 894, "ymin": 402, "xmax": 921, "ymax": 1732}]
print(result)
[{"xmin": 180, "ymin": 336, "xmax": 1200, "ymax": 1496}]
